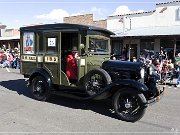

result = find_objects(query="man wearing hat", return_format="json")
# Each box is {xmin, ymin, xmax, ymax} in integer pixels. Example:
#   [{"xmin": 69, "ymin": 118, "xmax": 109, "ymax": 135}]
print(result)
[{"xmin": 66, "ymin": 46, "xmax": 78, "ymax": 82}]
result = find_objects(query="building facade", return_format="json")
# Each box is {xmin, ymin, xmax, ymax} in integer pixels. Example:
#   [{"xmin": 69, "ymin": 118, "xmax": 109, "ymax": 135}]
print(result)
[
  {"xmin": 107, "ymin": 1, "xmax": 180, "ymax": 61},
  {"xmin": 0, "ymin": 25, "xmax": 20, "ymax": 50},
  {"xmin": 1, "ymin": 1, "xmax": 180, "ymax": 61}
]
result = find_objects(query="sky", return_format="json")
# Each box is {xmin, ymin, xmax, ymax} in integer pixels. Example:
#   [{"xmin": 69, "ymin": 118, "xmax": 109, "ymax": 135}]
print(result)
[{"xmin": 0, "ymin": 0, "xmax": 171, "ymax": 29}]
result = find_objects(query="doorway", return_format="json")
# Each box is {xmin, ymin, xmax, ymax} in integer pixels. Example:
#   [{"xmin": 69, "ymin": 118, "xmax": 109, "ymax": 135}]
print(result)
[{"xmin": 126, "ymin": 44, "xmax": 137, "ymax": 61}]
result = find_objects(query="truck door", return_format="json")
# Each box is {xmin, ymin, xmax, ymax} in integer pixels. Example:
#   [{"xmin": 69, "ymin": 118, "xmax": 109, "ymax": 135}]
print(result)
[{"xmin": 43, "ymin": 32, "xmax": 61, "ymax": 85}]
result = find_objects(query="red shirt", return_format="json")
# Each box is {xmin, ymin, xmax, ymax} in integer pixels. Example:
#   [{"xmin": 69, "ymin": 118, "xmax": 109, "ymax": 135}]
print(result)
[
  {"xmin": 66, "ymin": 54, "xmax": 77, "ymax": 80},
  {"xmin": 0, "ymin": 52, "xmax": 5, "ymax": 62},
  {"xmin": 7, "ymin": 53, "xmax": 13, "ymax": 62}
]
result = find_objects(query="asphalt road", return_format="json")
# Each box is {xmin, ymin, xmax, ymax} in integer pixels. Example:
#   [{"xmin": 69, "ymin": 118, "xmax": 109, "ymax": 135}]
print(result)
[{"xmin": 0, "ymin": 68, "xmax": 180, "ymax": 135}]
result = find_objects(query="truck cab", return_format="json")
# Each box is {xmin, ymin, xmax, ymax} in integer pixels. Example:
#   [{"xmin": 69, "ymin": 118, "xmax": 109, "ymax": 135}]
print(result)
[{"xmin": 20, "ymin": 23, "xmax": 112, "ymax": 86}]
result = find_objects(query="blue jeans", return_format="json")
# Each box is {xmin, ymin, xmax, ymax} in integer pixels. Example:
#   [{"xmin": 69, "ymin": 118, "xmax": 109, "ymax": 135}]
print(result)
[
  {"xmin": 177, "ymin": 73, "xmax": 180, "ymax": 85},
  {"xmin": 16, "ymin": 60, "xmax": 20, "ymax": 69}
]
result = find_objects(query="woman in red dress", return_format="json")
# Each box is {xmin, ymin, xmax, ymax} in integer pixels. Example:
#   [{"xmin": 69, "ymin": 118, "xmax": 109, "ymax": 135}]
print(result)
[{"xmin": 66, "ymin": 47, "xmax": 78, "ymax": 81}]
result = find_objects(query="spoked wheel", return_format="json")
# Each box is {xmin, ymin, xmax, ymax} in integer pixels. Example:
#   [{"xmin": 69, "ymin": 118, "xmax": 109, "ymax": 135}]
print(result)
[
  {"xmin": 31, "ymin": 76, "xmax": 50, "ymax": 101},
  {"xmin": 113, "ymin": 88, "xmax": 147, "ymax": 122},
  {"xmin": 83, "ymin": 69, "xmax": 111, "ymax": 96}
]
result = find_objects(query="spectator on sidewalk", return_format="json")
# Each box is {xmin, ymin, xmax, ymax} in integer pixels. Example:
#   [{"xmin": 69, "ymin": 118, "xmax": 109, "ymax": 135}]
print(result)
[
  {"xmin": 5, "ymin": 49, "xmax": 13, "ymax": 68},
  {"xmin": 176, "ymin": 62, "xmax": 180, "ymax": 87},
  {"xmin": 0, "ymin": 49, "xmax": 7, "ymax": 68}
]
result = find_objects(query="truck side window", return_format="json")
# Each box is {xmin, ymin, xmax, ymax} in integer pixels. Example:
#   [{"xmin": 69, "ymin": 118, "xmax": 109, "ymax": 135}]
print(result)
[
  {"xmin": 39, "ymin": 33, "xmax": 43, "ymax": 54},
  {"xmin": 46, "ymin": 37, "xmax": 58, "ymax": 54}
]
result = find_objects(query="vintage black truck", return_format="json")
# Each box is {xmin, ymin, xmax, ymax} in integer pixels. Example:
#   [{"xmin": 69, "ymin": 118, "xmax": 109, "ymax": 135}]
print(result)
[{"xmin": 20, "ymin": 23, "xmax": 165, "ymax": 122}]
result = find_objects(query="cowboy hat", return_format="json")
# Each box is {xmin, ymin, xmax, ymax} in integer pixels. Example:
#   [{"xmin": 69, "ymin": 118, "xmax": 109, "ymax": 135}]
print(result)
[{"xmin": 72, "ymin": 46, "xmax": 78, "ymax": 52}]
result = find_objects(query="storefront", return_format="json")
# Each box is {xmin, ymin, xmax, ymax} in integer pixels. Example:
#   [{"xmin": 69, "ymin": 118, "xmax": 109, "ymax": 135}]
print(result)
[
  {"xmin": 0, "ymin": 36, "xmax": 20, "ymax": 50},
  {"xmin": 107, "ymin": 1, "xmax": 180, "ymax": 61}
]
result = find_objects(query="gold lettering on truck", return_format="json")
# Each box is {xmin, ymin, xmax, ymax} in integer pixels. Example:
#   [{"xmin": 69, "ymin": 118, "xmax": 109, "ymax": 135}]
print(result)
[
  {"xmin": 45, "ymin": 56, "xmax": 58, "ymax": 63},
  {"xmin": 21, "ymin": 55, "xmax": 36, "ymax": 62}
]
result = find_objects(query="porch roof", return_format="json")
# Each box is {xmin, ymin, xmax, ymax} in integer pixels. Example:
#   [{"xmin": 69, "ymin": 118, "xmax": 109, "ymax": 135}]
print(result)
[
  {"xmin": 111, "ymin": 25, "xmax": 180, "ymax": 38},
  {"xmin": 0, "ymin": 35, "xmax": 20, "ymax": 40}
]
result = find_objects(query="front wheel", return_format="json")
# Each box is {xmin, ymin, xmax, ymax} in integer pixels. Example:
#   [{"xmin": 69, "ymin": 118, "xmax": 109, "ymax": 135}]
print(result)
[
  {"xmin": 83, "ymin": 68, "xmax": 112, "ymax": 96},
  {"xmin": 31, "ymin": 76, "xmax": 51, "ymax": 101},
  {"xmin": 113, "ymin": 88, "xmax": 147, "ymax": 122}
]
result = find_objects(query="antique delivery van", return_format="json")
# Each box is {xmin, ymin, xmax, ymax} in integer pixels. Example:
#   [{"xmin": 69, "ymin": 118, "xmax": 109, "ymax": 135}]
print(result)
[{"xmin": 20, "ymin": 23, "xmax": 165, "ymax": 122}]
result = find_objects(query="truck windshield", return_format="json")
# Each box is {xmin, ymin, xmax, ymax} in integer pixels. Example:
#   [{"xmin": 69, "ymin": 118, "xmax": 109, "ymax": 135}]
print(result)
[{"xmin": 89, "ymin": 37, "xmax": 109, "ymax": 54}]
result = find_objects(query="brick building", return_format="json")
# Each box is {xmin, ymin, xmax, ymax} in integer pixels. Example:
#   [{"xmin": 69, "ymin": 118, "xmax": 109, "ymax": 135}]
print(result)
[{"xmin": 63, "ymin": 14, "xmax": 107, "ymax": 29}]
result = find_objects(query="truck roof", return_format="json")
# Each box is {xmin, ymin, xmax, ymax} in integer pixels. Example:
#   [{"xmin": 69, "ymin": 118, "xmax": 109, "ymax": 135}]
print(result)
[{"xmin": 20, "ymin": 23, "xmax": 115, "ymax": 35}]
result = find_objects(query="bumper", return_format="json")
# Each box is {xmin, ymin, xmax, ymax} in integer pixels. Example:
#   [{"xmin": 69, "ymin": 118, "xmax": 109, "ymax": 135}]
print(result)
[{"xmin": 147, "ymin": 85, "xmax": 166, "ymax": 105}]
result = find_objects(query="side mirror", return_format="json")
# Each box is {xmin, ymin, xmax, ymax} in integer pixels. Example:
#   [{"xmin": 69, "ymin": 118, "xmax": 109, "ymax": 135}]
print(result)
[
  {"xmin": 80, "ymin": 44, "xmax": 85, "ymax": 49},
  {"xmin": 80, "ymin": 44, "xmax": 85, "ymax": 56}
]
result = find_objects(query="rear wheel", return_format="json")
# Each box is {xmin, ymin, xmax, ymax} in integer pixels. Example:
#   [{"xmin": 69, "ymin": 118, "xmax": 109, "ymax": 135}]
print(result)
[
  {"xmin": 83, "ymin": 68, "xmax": 111, "ymax": 96},
  {"xmin": 31, "ymin": 76, "xmax": 50, "ymax": 101},
  {"xmin": 113, "ymin": 88, "xmax": 147, "ymax": 122}
]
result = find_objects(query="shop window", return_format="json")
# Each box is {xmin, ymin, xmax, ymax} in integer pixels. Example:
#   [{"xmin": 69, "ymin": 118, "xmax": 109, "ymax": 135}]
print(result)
[
  {"xmin": 111, "ymin": 40, "xmax": 123, "ymax": 55},
  {"xmin": 140, "ymin": 39, "xmax": 154, "ymax": 56},
  {"xmin": 176, "ymin": 7, "xmax": 180, "ymax": 20},
  {"xmin": 160, "ymin": 39, "xmax": 174, "ymax": 60}
]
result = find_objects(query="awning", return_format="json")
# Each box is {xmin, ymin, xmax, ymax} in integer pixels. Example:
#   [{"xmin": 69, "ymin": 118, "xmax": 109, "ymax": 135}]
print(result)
[
  {"xmin": 0, "ymin": 35, "xmax": 20, "ymax": 40},
  {"xmin": 111, "ymin": 25, "xmax": 180, "ymax": 37}
]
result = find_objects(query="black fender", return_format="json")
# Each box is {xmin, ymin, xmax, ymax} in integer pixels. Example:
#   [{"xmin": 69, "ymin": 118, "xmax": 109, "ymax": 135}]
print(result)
[
  {"xmin": 92, "ymin": 79, "xmax": 148, "ymax": 100},
  {"xmin": 28, "ymin": 68, "xmax": 52, "ymax": 88}
]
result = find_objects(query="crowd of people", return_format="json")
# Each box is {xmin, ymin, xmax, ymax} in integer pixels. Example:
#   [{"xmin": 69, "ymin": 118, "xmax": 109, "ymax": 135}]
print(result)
[
  {"xmin": 1, "ymin": 44, "xmax": 180, "ymax": 87},
  {"xmin": 137, "ymin": 50, "xmax": 180, "ymax": 87},
  {"xmin": 111, "ymin": 48, "xmax": 180, "ymax": 87},
  {"xmin": 0, "ymin": 46, "xmax": 20, "ymax": 69}
]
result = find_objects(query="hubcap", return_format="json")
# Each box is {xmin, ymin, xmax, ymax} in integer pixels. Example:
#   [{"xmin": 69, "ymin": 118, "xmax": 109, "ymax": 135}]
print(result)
[
  {"xmin": 125, "ymin": 103, "xmax": 131, "ymax": 109},
  {"xmin": 34, "ymin": 80, "xmax": 45, "ymax": 97},
  {"xmin": 117, "ymin": 95, "xmax": 140, "ymax": 116},
  {"xmin": 87, "ymin": 74, "xmax": 104, "ymax": 94},
  {"xmin": 124, "ymin": 99, "xmax": 132, "ymax": 109}
]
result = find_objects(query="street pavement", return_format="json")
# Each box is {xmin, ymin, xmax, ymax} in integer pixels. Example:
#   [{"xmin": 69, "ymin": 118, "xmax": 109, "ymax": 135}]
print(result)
[{"xmin": 0, "ymin": 68, "xmax": 180, "ymax": 135}]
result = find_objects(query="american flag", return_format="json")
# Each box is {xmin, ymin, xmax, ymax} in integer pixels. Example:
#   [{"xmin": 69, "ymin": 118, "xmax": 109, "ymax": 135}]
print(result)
[{"xmin": 119, "ymin": 17, "xmax": 124, "ymax": 23}]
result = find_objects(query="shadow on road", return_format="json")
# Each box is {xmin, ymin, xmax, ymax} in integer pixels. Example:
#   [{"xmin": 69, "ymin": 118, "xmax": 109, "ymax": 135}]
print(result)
[
  {"xmin": 0, "ymin": 79, "xmax": 117, "ymax": 120},
  {"xmin": 0, "ymin": 79, "xmax": 32, "ymax": 98},
  {"xmin": 49, "ymin": 94, "xmax": 116, "ymax": 119}
]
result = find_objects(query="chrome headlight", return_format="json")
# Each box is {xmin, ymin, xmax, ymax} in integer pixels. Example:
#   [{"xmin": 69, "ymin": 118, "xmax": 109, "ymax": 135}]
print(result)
[
  {"xmin": 140, "ymin": 68, "xmax": 145, "ymax": 79},
  {"xmin": 149, "ymin": 66, "xmax": 153, "ymax": 75}
]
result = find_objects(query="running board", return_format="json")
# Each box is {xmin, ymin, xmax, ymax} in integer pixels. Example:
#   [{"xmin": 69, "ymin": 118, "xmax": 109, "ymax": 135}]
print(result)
[{"xmin": 51, "ymin": 90, "xmax": 90, "ymax": 100}]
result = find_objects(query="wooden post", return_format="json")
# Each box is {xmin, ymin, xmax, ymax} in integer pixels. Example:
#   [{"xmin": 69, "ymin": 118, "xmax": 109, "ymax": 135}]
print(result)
[
  {"xmin": 8, "ymin": 42, "xmax": 11, "ymax": 50},
  {"xmin": 18, "ymin": 42, "xmax": 20, "ymax": 49},
  {"xmin": 173, "ymin": 38, "xmax": 176, "ymax": 58}
]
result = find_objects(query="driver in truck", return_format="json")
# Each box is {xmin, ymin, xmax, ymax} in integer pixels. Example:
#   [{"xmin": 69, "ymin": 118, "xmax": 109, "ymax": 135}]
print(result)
[{"xmin": 66, "ymin": 46, "xmax": 78, "ymax": 82}]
